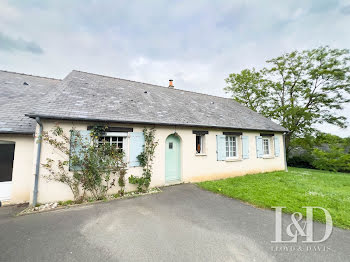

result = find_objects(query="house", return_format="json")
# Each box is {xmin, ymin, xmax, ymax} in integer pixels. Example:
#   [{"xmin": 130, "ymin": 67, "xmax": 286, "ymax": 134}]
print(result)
[{"xmin": 0, "ymin": 70, "xmax": 287, "ymax": 205}]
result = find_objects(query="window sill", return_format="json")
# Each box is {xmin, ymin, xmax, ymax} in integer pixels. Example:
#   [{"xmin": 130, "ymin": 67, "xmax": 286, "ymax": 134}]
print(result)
[
  {"xmin": 195, "ymin": 153, "xmax": 207, "ymax": 156},
  {"xmin": 225, "ymin": 158, "xmax": 242, "ymax": 162},
  {"xmin": 263, "ymin": 156, "xmax": 274, "ymax": 159}
]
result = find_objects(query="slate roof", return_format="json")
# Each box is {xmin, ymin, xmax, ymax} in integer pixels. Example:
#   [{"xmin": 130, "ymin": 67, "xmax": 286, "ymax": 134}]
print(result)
[
  {"xmin": 0, "ymin": 70, "xmax": 60, "ymax": 134},
  {"xmin": 27, "ymin": 70, "xmax": 287, "ymax": 132}
]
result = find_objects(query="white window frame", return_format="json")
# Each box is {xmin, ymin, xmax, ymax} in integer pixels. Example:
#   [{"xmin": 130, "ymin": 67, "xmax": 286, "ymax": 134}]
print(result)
[
  {"xmin": 225, "ymin": 135, "xmax": 238, "ymax": 159},
  {"xmin": 195, "ymin": 134, "xmax": 205, "ymax": 155},
  {"xmin": 97, "ymin": 132, "xmax": 129, "ymax": 161},
  {"xmin": 262, "ymin": 137, "xmax": 270, "ymax": 156}
]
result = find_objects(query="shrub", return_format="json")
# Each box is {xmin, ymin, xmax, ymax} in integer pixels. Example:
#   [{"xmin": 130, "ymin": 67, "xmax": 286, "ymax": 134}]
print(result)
[
  {"xmin": 41, "ymin": 126, "xmax": 82, "ymax": 201},
  {"xmin": 129, "ymin": 128, "xmax": 158, "ymax": 192},
  {"xmin": 287, "ymin": 154, "xmax": 315, "ymax": 169},
  {"xmin": 42, "ymin": 125, "xmax": 128, "ymax": 202},
  {"xmin": 312, "ymin": 147, "xmax": 350, "ymax": 172},
  {"xmin": 71, "ymin": 143, "xmax": 126, "ymax": 200},
  {"xmin": 59, "ymin": 200, "xmax": 74, "ymax": 206},
  {"xmin": 288, "ymin": 132, "xmax": 350, "ymax": 172}
]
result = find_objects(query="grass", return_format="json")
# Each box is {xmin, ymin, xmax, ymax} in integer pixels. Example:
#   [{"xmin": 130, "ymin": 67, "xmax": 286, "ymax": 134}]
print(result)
[
  {"xmin": 58, "ymin": 200, "xmax": 74, "ymax": 206},
  {"xmin": 197, "ymin": 167, "xmax": 350, "ymax": 229}
]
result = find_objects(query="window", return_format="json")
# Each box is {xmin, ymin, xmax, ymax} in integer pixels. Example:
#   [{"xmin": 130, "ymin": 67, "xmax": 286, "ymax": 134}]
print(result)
[
  {"xmin": 97, "ymin": 132, "xmax": 127, "ymax": 152},
  {"xmin": 195, "ymin": 135, "xmax": 204, "ymax": 154},
  {"xmin": 193, "ymin": 131, "xmax": 208, "ymax": 155},
  {"xmin": 263, "ymin": 138, "xmax": 270, "ymax": 155},
  {"xmin": 225, "ymin": 135, "xmax": 237, "ymax": 158}
]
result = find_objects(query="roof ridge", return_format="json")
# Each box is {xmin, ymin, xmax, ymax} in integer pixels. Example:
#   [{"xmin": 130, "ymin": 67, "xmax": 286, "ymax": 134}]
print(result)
[
  {"xmin": 0, "ymin": 69, "xmax": 61, "ymax": 81},
  {"xmin": 72, "ymin": 69, "xmax": 234, "ymax": 102}
]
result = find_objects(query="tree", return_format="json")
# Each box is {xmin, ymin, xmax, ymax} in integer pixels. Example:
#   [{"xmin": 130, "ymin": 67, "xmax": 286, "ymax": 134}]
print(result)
[{"xmin": 225, "ymin": 46, "xmax": 350, "ymax": 151}]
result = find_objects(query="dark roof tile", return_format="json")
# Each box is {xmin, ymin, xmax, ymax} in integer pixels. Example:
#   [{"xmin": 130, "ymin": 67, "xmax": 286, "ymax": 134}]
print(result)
[
  {"xmin": 28, "ymin": 70, "xmax": 286, "ymax": 132},
  {"xmin": 0, "ymin": 70, "xmax": 60, "ymax": 134}
]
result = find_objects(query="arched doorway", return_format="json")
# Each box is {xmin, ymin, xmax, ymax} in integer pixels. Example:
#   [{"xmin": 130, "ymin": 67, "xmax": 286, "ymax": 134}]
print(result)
[{"xmin": 165, "ymin": 134, "xmax": 181, "ymax": 183}]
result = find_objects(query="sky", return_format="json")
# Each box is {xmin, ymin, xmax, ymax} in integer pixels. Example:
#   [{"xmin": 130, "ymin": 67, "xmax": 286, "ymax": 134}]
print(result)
[{"xmin": 0, "ymin": 0, "xmax": 349, "ymax": 137}]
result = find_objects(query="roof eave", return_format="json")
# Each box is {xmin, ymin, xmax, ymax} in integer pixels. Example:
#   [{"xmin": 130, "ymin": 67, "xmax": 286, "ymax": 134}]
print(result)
[
  {"xmin": 26, "ymin": 114, "xmax": 288, "ymax": 133},
  {"xmin": 0, "ymin": 131, "xmax": 34, "ymax": 135}
]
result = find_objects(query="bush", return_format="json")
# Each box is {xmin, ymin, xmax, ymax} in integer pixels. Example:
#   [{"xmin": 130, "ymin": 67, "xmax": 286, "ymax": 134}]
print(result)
[
  {"xmin": 129, "ymin": 128, "xmax": 158, "ymax": 192},
  {"xmin": 312, "ymin": 147, "xmax": 350, "ymax": 172},
  {"xmin": 42, "ymin": 125, "xmax": 128, "ymax": 202},
  {"xmin": 288, "ymin": 132, "xmax": 350, "ymax": 172},
  {"xmin": 58, "ymin": 200, "xmax": 74, "ymax": 206},
  {"xmin": 287, "ymin": 154, "xmax": 314, "ymax": 169},
  {"xmin": 72, "ymin": 143, "xmax": 126, "ymax": 200}
]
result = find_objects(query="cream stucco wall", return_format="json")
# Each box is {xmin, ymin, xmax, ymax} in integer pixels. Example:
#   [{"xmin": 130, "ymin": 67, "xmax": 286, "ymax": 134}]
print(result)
[
  {"xmin": 31, "ymin": 120, "xmax": 286, "ymax": 204},
  {"xmin": 0, "ymin": 134, "xmax": 34, "ymax": 204}
]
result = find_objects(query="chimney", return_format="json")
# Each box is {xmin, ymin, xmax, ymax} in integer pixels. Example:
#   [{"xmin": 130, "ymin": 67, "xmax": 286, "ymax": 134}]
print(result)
[{"xmin": 169, "ymin": 79, "xmax": 174, "ymax": 88}]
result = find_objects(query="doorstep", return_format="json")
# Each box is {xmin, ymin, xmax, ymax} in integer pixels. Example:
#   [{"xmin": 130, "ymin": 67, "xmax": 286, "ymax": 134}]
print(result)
[{"xmin": 164, "ymin": 180, "xmax": 184, "ymax": 186}]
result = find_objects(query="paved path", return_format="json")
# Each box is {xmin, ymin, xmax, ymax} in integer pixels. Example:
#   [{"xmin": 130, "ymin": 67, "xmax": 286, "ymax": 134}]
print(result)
[{"xmin": 0, "ymin": 184, "xmax": 349, "ymax": 262}]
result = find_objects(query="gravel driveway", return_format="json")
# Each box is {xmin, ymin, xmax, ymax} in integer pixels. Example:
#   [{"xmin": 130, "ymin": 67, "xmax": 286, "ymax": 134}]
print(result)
[{"xmin": 0, "ymin": 184, "xmax": 349, "ymax": 262}]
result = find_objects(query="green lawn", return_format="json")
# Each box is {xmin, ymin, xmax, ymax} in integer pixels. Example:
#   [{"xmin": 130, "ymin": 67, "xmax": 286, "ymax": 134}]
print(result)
[{"xmin": 197, "ymin": 167, "xmax": 350, "ymax": 229}]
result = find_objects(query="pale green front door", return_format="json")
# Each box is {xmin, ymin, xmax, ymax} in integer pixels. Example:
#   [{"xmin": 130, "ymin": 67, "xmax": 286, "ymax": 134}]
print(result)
[{"xmin": 165, "ymin": 135, "xmax": 181, "ymax": 183}]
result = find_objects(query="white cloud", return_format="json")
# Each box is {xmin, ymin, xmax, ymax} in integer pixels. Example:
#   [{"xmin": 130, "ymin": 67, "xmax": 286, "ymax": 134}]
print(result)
[
  {"xmin": 0, "ymin": 1, "xmax": 20, "ymax": 22},
  {"xmin": 0, "ymin": 0, "xmax": 349, "ymax": 136}
]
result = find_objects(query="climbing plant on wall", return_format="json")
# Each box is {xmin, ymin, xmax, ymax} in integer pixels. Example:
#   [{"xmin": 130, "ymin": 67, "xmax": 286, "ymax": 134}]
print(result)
[
  {"xmin": 41, "ymin": 125, "xmax": 128, "ymax": 202},
  {"xmin": 129, "ymin": 128, "xmax": 158, "ymax": 192}
]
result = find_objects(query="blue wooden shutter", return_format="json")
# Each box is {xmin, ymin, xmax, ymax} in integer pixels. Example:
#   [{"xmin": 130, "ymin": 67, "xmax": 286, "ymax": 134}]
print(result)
[
  {"xmin": 129, "ymin": 132, "xmax": 145, "ymax": 167},
  {"xmin": 274, "ymin": 136, "xmax": 280, "ymax": 157},
  {"xmin": 69, "ymin": 130, "xmax": 91, "ymax": 170},
  {"xmin": 216, "ymin": 135, "xmax": 226, "ymax": 161},
  {"xmin": 242, "ymin": 136, "xmax": 249, "ymax": 159},
  {"xmin": 256, "ymin": 136, "xmax": 263, "ymax": 158}
]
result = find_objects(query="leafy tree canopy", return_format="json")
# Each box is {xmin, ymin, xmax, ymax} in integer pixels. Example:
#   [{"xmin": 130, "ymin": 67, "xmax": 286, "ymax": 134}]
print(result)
[{"xmin": 225, "ymin": 46, "xmax": 350, "ymax": 149}]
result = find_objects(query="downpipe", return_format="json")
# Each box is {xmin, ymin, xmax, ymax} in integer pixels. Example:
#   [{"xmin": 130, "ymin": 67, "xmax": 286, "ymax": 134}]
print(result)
[
  {"xmin": 33, "ymin": 117, "xmax": 43, "ymax": 206},
  {"xmin": 283, "ymin": 132, "xmax": 288, "ymax": 172}
]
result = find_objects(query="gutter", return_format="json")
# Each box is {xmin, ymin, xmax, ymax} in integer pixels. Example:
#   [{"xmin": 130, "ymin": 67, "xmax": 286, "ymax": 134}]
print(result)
[
  {"xmin": 0, "ymin": 131, "xmax": 34, "ymax": 135},
  {"xmin": 33, "ymin": 117, "xmax": 43, "ymax": 206},
  {"xmin": 26, "ymin": 114, "xmax": 288, "ymax": 133}
]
